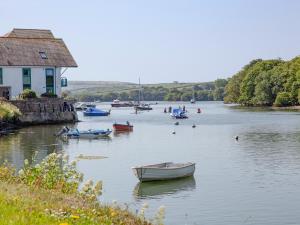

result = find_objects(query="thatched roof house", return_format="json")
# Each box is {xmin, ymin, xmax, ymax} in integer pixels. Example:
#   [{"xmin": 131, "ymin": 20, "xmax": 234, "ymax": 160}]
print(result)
[
  {"xmin": 0, "ymin": 28, "xmax": 77, "ymax": 67},
  {"xmin": 0, "ymin": 28, "xmax": 77, "ymax": 98}
]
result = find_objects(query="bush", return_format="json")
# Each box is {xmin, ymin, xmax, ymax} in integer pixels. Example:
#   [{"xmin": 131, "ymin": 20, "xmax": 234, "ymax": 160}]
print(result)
[
  {"xmin": 41, "ymin": 92, "xmax": 58, "ymax": 98},
  {"xmin": 20, "ymin": 89, "xmax": 37, "ymax": 99},
  {"xmin": 0, "ymin": 101, "xmax": 21, "ymax": 121},
  {"xmin": 274, "ymin": 92, "xmax": 292, "ymax": 106}
]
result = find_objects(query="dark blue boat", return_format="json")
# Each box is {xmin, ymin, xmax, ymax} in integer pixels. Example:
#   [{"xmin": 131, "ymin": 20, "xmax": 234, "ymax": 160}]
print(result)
[
  {"xmin": 170, "ymin": 108, "xmax": 188, "ymax": 119},
  {"xmin": 83, "ymin": 108, "xmax": 110, "ymax": 116}
]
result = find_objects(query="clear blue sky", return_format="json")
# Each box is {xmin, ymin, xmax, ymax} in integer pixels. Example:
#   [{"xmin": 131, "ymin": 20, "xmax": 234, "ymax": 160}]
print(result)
[{"xmin": 1, "ymin": 0, "xmax": 300, "ymax": 83}]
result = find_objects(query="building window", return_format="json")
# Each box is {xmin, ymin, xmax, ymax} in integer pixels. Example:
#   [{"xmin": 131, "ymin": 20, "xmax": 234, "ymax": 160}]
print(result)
[
  {"xmin": 45, "ymin": 68, "xmax": 55, "ymax": 94},
  {"xmin": 22, "ymin": 68, "xmax": 31, "ymax": 90},
  {"xmin": 39, "ymin": 51, "xmax": 47, "ymax": 59},
  {"xmin": 0, "ymin": 68, "xmax": 2, "ymax": 85}
]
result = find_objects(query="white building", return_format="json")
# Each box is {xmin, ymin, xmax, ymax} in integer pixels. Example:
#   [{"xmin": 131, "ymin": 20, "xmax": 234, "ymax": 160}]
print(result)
[{"xmin": 0, "ymin": 29, "xmax": 77, "ymax": 99}]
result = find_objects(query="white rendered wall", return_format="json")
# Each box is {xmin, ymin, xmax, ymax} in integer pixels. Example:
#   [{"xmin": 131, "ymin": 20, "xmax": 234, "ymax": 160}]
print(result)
[{"xmin": 0, "ymin": 67, "xmax": 62, "ymax": 98}]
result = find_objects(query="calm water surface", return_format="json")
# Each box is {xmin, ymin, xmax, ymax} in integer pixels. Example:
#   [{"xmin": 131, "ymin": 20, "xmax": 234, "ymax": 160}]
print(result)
[{"xmin": 1, "ymin": 101, "xmax": 300, "ymax": 225}]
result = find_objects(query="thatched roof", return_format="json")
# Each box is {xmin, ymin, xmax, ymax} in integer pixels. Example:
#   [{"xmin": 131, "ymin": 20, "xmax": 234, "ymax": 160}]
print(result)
[{"xmin": 0, "ymin": 29, "xmax": 77, "ymax": 67}]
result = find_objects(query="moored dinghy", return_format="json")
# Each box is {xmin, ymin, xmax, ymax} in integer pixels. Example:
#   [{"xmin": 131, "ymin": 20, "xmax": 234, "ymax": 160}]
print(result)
[
  {"xmin": 132, "ymin": 162, "xmax": 195, "ymax": 182},
  {"xmin": 56, "ymin": 127, "xmax": 112, "ymax": 138},
  {"xmin": 83, "ymin": 107, "xmax": 110, "ymax": 116},
  {"xmin": 113, "ymin": 121, "xmax": 133, "ymax": 132}
]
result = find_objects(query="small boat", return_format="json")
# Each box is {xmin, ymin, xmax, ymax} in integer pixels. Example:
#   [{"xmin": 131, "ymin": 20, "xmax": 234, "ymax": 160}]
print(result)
[
  {"xmin": 135, "ymin": 104, "xmax": 153, "ymax": 111},
  {"xmin": 171, "ymin": 108, "xmax": 188, "ymax": 119},
  {"xmin": 75, "ymin": 102, "xmax": 96, "ymax": 110},
  {"xmin": 83, "ymin": 108, "xmax": 110, "ymax": 116},
  {"xmin": 111, "ymin": 99, "xmax": 137, "ymax": 107},
  {"xmin": 56, "ymin": 127, "xmax": 112, "ymax": 138},
  {"xmin": 132, "ymin": 162, "xmax": 195, "ymax": 182},
  {"xmin": 113, "ymin": 122, "xmax": 133, "ymax": 132},
  {"xmin": 190, "ymin": 87, "xmax": 196, "ymax": 104}
]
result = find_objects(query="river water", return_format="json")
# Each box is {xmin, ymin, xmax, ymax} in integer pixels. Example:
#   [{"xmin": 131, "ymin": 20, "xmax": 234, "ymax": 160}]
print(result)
[{"xmin": 1, "ymin": 101, "xmax": 300, "ymax": 225}]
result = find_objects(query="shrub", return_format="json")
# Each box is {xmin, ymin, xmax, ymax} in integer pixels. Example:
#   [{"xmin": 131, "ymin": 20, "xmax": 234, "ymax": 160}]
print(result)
[
  {"xmin": 41, "ymin": 92, "xmax": 58, "ymax": 98},
  {"xmin": 17, "ymin": 152, "xmax": 102, "ymax": 200},
  {"xmin": 0, "ymin": 101, "xmax": 21, "ymax": 121},
  {"xmin": 274, "ymin": 92, "xmax": 292, "ymax": 106},
  {"xmin": 20, "ymin": 89, "xmax": 37, "ymax": 99}
]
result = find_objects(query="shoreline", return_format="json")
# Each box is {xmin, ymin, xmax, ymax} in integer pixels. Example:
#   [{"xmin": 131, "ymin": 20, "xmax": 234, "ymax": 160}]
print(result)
[{"xmin": 227, "ymin": 104, "xmax": 300, "ymax": 111}]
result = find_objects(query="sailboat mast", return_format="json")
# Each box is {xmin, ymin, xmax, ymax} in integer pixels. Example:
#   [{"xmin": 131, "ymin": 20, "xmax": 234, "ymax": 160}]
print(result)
[{"xmin": 138, "ymin": 77, "xmax": 141, "ymax": 104}]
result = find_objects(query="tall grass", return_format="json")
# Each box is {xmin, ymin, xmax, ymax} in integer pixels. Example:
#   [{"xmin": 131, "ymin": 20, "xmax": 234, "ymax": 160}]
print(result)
[
  {"xmin": 0, "ymin": 101, "xmax": 21, "ymax": 122},
  {"xmin": 0, "ymin": 153, "xmax": 154, "ymax": 225}
]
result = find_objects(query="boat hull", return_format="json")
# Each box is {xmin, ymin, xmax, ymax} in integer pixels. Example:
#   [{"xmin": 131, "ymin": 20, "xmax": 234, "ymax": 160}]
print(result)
[
  {"xmin": 135, "ymin": 106, "xmax": 153, "ymax": 111},
  {"xmin": 171, "ymin": 114, "xmax": 188, "ymax": 119},
  {"xmin": 65, "ymin": 130, "xmax": 112, "ymax": 139},
  {"xmin": 111, "ymin": 103, "xmax": 136, "ymax": 107},
  {"xmin": 83, "ymin": 112, "xmax": 109, "ymax": 116},
  {"xmin": 113, "ymin": 124, "xmax": 133, "ymax": 132},
  {"xmin": 132, "ymin": 163, "xmax": 195, "ymax": 182}
]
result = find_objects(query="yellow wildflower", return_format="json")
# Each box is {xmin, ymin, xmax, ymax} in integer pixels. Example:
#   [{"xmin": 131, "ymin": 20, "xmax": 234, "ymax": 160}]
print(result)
[
  {"xmin": 59, "ymin": 223, "xmax": 69, "ymax": 225},
  {"xmin": 110, "ymin": 210, "xmax": 117, "ymax": 217},
  {"xmin": 70, "ymin": 214, "xmax": 80, "ymax": 219}
]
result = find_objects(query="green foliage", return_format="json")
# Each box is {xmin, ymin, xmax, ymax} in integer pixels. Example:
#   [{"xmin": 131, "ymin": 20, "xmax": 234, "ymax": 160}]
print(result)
[
  {"xmin": 274, "ymin": 92, "xmax": 292, "ymax": 106},
  {"xmin": 17, "ymin": 152, "xmax": 102, "ymax": 201},
  {"xmin": 0, "ymin": 154, "xmax": 154, "ymax": 225},
  {"xmin": 41, "ymin": 92, "xmax": 58, "ymax": 98},
  {"xmin": 0, "ymin": 101, "xmax": 21, "ymax": 121},
  {"xmin": 72, "ymin": 81, "xmax": 227, "ymax": 102},
  {"xmin": 20, "ymin": 89, "xmax": 37, "ymax": 99},
  {"xmin": 224, "ymin": 56, "xmax": 300, "ymax": 106}
]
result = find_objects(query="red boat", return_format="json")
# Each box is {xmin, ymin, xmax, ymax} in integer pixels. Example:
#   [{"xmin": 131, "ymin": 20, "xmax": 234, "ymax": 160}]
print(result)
[{"xmin": 113, "ymin": 122, "xmax": 133, "ymax": 132}]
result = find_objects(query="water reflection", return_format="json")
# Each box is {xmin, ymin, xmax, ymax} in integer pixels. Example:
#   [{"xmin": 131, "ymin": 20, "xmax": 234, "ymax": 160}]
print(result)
[
  {"xmin": 0, "ymin": 125, "xmax": 64, "ymax": 168},
  {"xmin": 113, "ymin": 131, "xmax": 133, "ymax": 138},
  {"xmin": 133, "ymin": 176, "xmax": 196, "ymax": 200}
]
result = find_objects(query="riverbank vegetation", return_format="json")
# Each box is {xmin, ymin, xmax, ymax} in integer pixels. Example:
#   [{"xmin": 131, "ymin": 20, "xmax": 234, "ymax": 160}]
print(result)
[
  {"xmin": 224, "ymin": 56, "xmax": 300, "ymax": 106},
  {"xmin": 0, "ymin": 153, "xmax": 153, "ymax": 225},
  {"xmin": 0, "ymin": 101, "xmax": 21, "ymax": 122},
  {"xmin": 63, "ymin": 80, "xmax": 227, "ymax": 102}
]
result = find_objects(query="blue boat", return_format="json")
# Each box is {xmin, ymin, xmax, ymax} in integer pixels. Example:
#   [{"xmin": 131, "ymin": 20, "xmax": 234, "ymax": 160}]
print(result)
[
  {"xmin": 56, "ymin": 127, "xmax": 112, "ymax": 138},
  {"xmin": 171, "ymin": 108, "xmax": 188, "ymax": 119},
  {"xmin": 83, "ymin": 108, "xmax": 110, "ymax": 116}
]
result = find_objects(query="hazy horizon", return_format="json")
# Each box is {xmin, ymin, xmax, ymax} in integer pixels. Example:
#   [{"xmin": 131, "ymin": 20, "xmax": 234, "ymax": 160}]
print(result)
[{"xmin": 1, "ymin": 0, "xmax": 300, "ymax": 83}]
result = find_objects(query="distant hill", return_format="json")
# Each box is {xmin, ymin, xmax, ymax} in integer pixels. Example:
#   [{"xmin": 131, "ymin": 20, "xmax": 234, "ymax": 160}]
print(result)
[{"xmin": 63, "ymin": 80, "xmax": 227, "ymax": 102}]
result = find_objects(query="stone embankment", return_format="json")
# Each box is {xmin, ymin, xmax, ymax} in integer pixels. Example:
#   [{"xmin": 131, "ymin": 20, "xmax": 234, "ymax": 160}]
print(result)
[{"xmin": 9, "ymin": 98, "xmax": 78, "ymax": 125}]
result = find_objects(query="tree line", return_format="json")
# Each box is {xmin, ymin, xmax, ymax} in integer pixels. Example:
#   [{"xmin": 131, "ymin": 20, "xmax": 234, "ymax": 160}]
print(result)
[
  {"xmin": 67, "ymin": 79, "xmax": 228, "ymax": 102},
  {"xmin": 224, "ymin": 56, "xmax": 300, "ymax": 106}
]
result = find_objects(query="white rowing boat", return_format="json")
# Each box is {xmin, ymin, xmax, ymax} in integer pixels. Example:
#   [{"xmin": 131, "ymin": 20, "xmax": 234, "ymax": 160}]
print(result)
[{"xmin": 132, "ymin": 162, "xmax": 195, "ymax": 182}]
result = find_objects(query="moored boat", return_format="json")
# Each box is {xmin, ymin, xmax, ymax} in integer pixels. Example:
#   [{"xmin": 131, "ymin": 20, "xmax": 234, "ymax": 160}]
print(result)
[
  {"xmin": 56, "ymin": 127, "xmax": 112, "ymax": 138},
  {"xmin": 113, "ymin": 122, "xmax": 133, "ymax": 132},
  {"xmin": 83, "ymin": 108, "xmax": 110, "ymax": 116},
  {"xmin": 135, "ymin": 104, "xmax": 153, "ymax": 111},
  {"xmin": 170, "ymin": 108, "xmax": 188, "ymax": 119},
  {"xmin": 132, "ymin": 162, "xmax": 195, "ymax": 182},
  {"xmin": 111, "ymin": 99, "xmax": 137, "ymax": 107},
  {"xmin": 75, "ymin": 102, "xmax": 96, "ymax": 110}
]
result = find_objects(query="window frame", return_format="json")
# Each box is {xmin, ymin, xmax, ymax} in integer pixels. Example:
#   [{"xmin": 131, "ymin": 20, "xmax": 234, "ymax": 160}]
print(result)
[
  {"xmin": 22, "ymin": 68, "xmax": 31, "ymax": 90},
  {"xmin": 45, "ymin": 68, "xmax": 55, "ymax": 94},
  {"xmin": 0, "ymin": 68, "xmax": 2, "ymax": 85},
  {"xmin": 39, "ymin": 51, "xmax": 48, "ymax": 59}
]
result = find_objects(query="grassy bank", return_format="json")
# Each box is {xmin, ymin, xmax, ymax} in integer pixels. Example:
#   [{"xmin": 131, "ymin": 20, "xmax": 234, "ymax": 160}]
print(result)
[
  {"xmin": 0, "ymin": 181, "xmax": 149, "ymax": 225},
  {"xmin": 0, "ymin": 153, "xmax": 154, "ymax": 225}
]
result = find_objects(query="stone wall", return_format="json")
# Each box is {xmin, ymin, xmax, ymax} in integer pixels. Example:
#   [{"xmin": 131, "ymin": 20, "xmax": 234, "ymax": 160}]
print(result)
[{"xmin": 9, "ymin": 98, "xmax": 78, "ymax": 125}]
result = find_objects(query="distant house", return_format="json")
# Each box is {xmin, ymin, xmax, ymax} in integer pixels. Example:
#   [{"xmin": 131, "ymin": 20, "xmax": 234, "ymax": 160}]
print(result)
[{"xmin": 0, "ymin": 28, "xmax": 77, "ymax": 99}]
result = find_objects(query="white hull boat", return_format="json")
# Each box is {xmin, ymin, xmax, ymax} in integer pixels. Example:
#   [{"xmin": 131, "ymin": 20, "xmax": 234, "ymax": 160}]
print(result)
[
  {"xmin": 56, "ymin": 127, "xmax": 112, "ymax": 139},
  {"xmin": 132, "ymin": 162, "xmax": 195, "ymax": 182}
]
